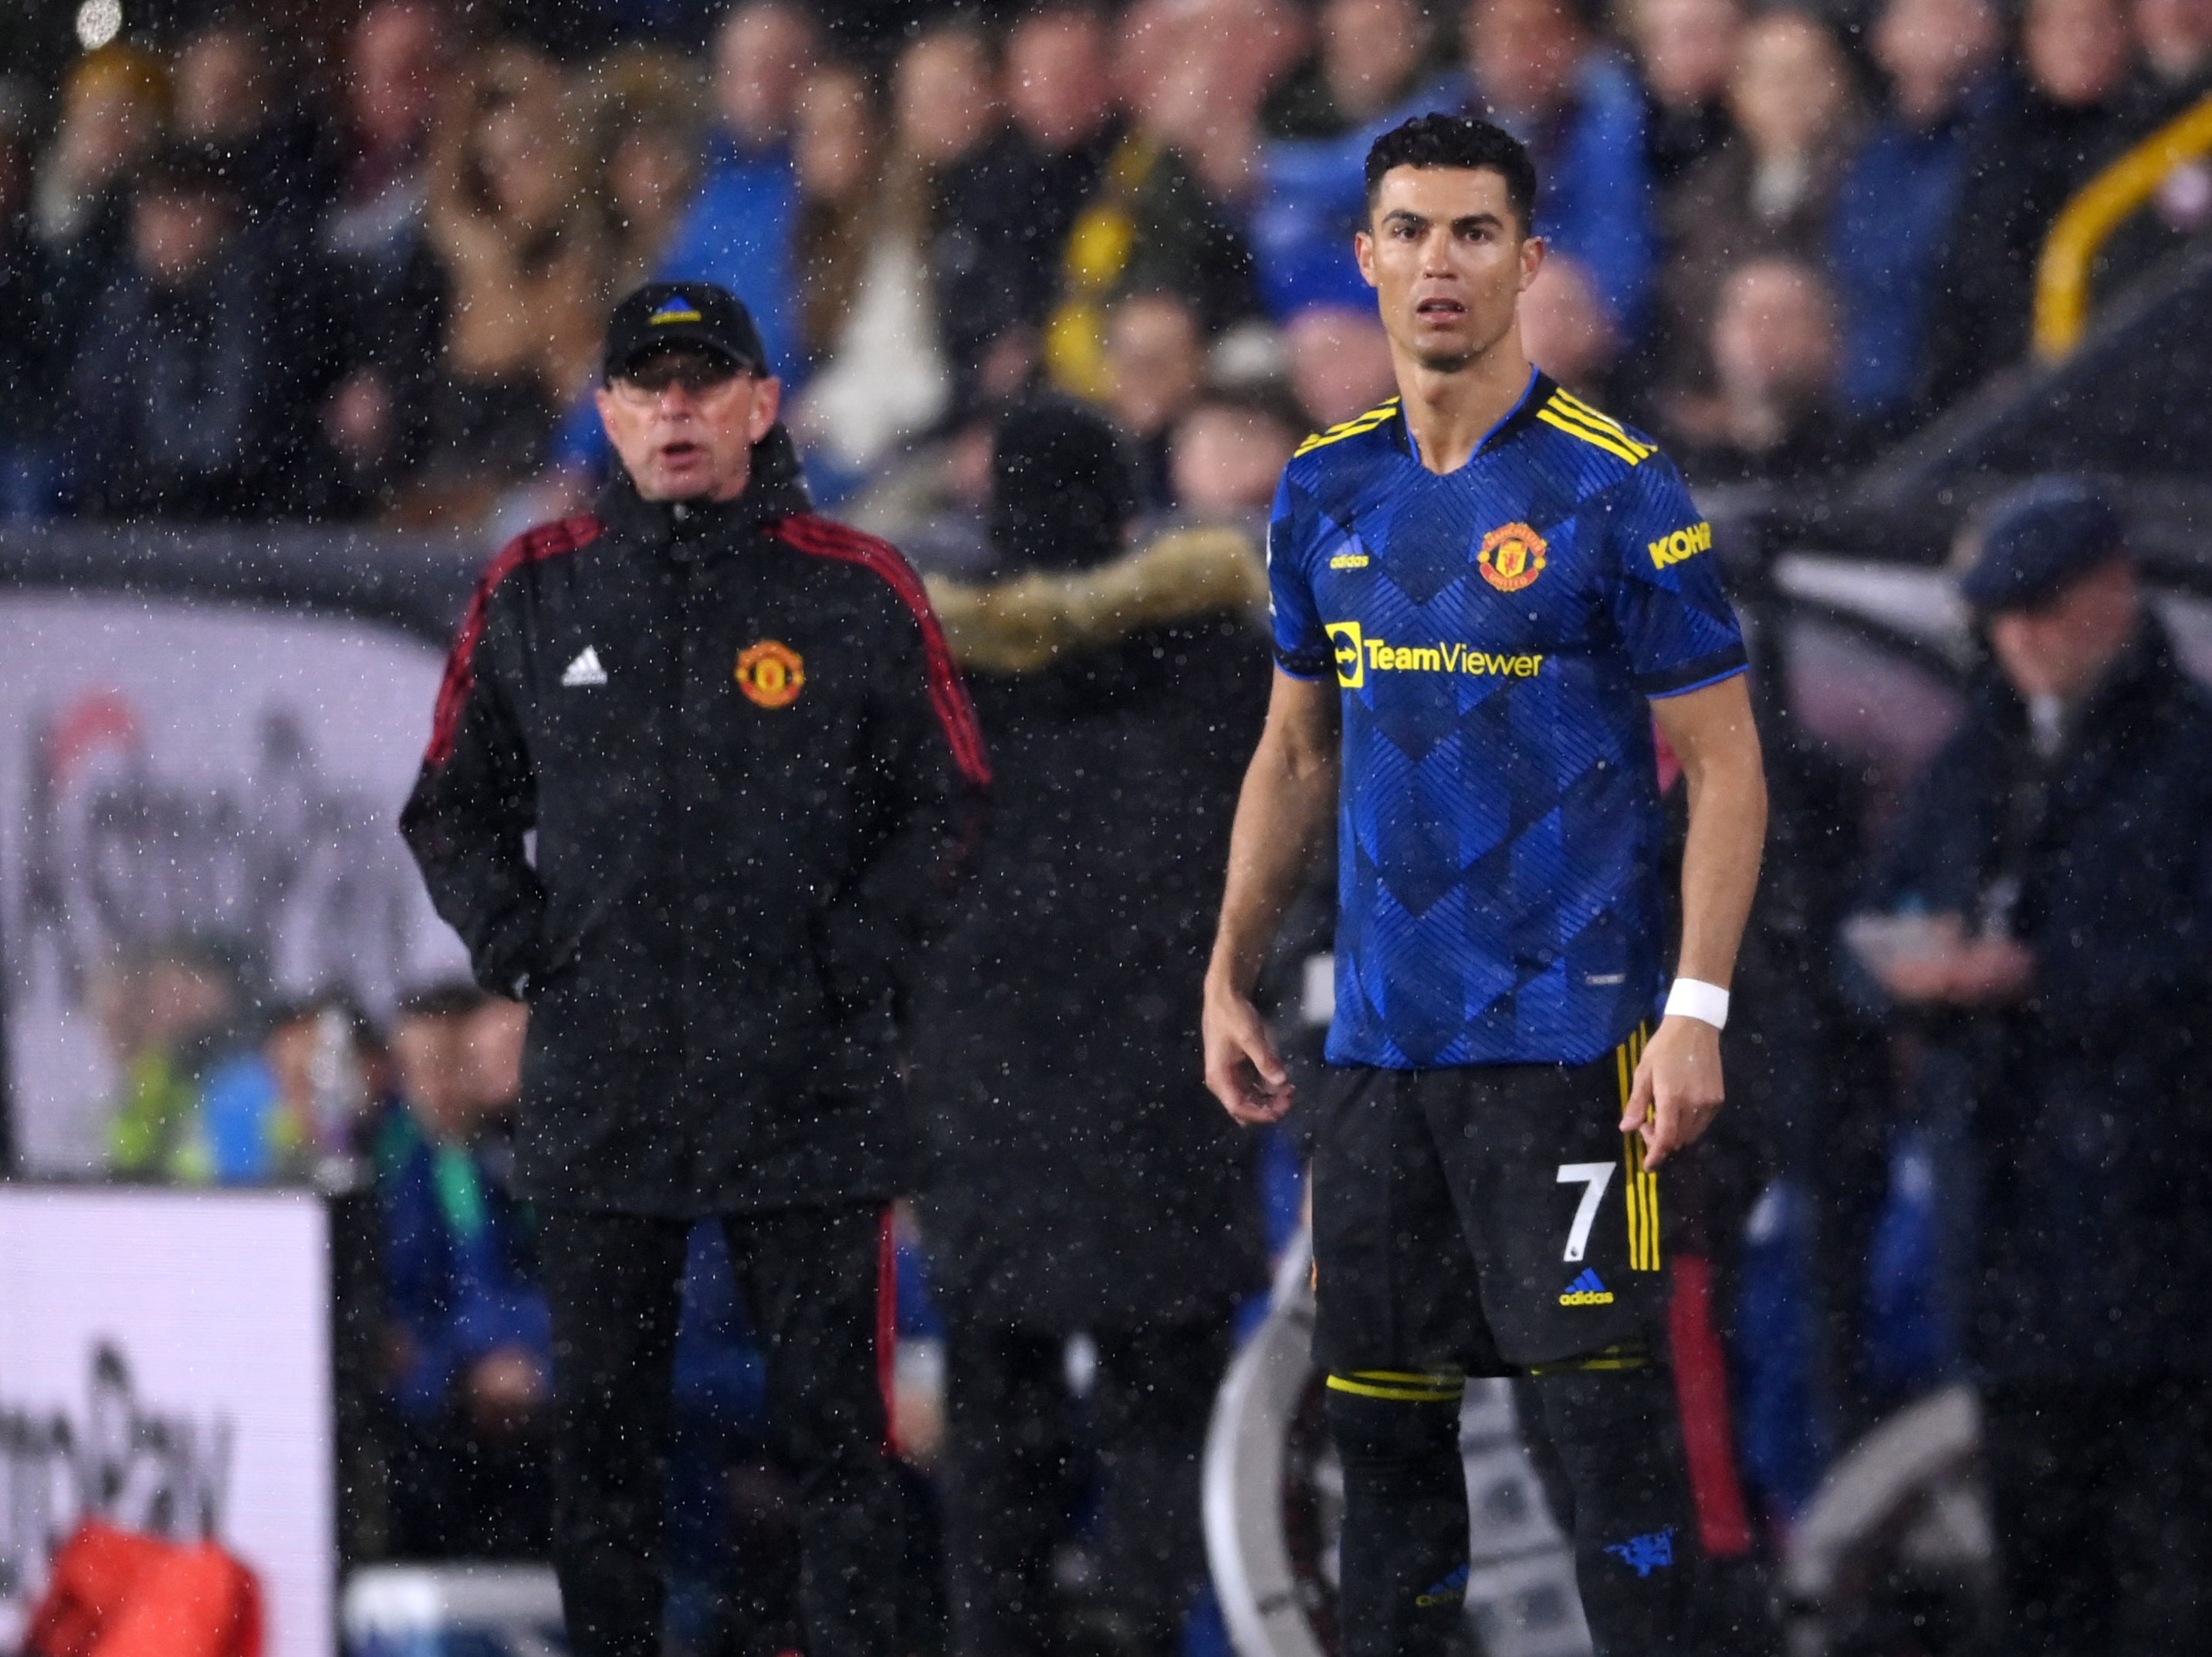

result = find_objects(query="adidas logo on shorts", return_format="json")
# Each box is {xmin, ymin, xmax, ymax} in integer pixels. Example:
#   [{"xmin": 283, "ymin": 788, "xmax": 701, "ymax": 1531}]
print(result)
[{"xmin": 1560, "ymin": 1268, "xmax": 1615, "ymax": 1306}]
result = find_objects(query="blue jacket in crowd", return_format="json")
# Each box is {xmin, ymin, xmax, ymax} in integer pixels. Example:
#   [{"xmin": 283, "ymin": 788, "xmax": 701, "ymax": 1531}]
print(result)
[
  {"xmin": 1859, "ymin": 621, "xmax": 2212, "ymax": 1381},
  {"xmin": 1829, "ymin": 80, "xmax": 2000, "ymax": 424},
  {"xmin": 549, "ymin": 130, "xmax": 801, "ymax": 478},
  {"xmin": 1252, "ymin": 78, "xmax": 1459, "ymax": 320},
  {"xmin": 376, "ymin": 1111, "xmax": 552, "ymax": 1420},
  {"xmin": 656, "ymin": 131, "xmax": 802, "ymax": 380},
  {"xmin": 1460, "ymin": 52, "xmax": 1658, "ymax": 342}
]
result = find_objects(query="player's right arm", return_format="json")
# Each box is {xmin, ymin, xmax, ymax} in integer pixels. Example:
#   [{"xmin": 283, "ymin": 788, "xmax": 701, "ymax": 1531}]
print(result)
[
  {"xmin": 1203, "ymin": 672, "xmax": 1341, "ymax": 1124},
  {"xmin": 1206, "ymin": 468, "xmax": 1342, "ymax": 1122}
]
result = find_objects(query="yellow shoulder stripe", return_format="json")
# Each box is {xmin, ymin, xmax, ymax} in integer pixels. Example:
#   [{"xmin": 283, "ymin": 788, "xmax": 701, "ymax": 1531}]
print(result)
[
  {"xmin": 1545, "ymin": 391, "xmax": 1652, "ymax": 455},
  {"xmin": 1294, "ymin": 398, "xmax": 1402, "ymax": 458},
  {"xmin": 1538, "ymin": 395, "xmax": 1652, "ymax": 465},
  {"xmin": 1550, "ymin": 387, "xmax": 1635, "ymax": 439}
]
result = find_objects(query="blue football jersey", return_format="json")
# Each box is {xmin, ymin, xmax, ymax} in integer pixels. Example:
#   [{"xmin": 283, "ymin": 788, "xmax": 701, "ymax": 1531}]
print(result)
[{"xmin": 1270, "ymin": 370, "xmax": 1747, "ymax": 1069}]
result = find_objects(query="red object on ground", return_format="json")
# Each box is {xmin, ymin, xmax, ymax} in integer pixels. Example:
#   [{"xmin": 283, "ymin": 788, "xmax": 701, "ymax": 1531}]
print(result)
[
  {"xmin": 24, "ymin": 1520, "xmax": 263, "ymax": 1657},
  {"xmin": 1669, "ymin": 1253, "xmax": 1757, "ymax": 1558}
]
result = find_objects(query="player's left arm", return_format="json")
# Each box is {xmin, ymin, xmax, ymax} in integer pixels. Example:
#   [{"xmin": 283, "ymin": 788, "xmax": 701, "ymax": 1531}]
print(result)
[{"xmin": 1625, "ymin": 675, "xmax": 1767, "ymax": 1165}]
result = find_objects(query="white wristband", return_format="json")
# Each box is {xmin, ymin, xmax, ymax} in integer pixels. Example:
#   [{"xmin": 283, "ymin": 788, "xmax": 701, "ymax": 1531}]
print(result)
[{"xmin": 1664, "ymin": 978, "xmax": 1730, "ymax": 1030}]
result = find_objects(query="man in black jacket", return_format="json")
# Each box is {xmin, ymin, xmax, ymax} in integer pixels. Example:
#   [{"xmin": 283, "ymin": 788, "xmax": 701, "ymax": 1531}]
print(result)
[
  {"xmin": 1853, "ymin": 478, "xmax": 2212, "ymax": 1656},
  {"xmin": 401, "ymin": 282, "xmax": 988, "ymax": 1657},
  {"xmin": 909, "ymin": 401, "xmax": 1270, "ymax": 1657}
]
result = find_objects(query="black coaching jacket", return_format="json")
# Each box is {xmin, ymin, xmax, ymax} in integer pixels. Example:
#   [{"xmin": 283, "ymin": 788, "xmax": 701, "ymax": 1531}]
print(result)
[
  {"xmin": 1864, "ymin": 620, "xmax": 2212, "ymax": 1378},
  {"xmin": 401, "ymin": 460, "xmax": 989, "ymax": 1217}
]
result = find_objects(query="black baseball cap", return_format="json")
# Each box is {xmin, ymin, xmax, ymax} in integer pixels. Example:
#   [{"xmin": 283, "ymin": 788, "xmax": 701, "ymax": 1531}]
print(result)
[
  {"xmin": 603, "ymin": 282, "xmax": 771, "ymax": 382},
  {"xmin": 1960, "ymin": 476, "xmax": 2127, "ymax": 615}
]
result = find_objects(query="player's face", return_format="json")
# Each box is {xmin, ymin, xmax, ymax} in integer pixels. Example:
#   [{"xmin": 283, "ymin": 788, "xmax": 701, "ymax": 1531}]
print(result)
[
  {"xmin": 595, "ymin": 347, "xmax": 783, "ymax": 502},
  {"xmin": 1356, "ymin": 165, "xmax": 1543, "ymax": 374}
]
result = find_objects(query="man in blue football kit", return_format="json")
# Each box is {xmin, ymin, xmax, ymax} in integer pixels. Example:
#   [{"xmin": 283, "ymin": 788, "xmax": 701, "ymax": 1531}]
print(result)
[{"xmin": 1204, "ymin": 117, "xmax": 1767, "ymax": 1655}]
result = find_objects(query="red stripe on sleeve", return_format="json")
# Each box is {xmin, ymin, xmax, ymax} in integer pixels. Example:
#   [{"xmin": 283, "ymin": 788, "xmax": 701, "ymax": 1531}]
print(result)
[
  {"xmin": 768, "ymin": 516, "xmax": 993, "ymax": 786},
  {"xmin": 1669, "ymin": 1253, "xmax": 1756, "ymax": 1557},
  {"xmin": 877, "ymin": 1206, "xmax": 900, "ymax": 1459},
  {"xmin": 424, "ymin": 515, "xmax": 602, "ymax": 767}
]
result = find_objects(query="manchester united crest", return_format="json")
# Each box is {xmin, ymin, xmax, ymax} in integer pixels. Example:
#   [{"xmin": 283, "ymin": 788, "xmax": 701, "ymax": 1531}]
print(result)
[
  {"xmin": 1478, "ymin": 522, "xmax": 1548, "ymax": 593},
  {"xmin": 735, "ymin": 640, "xmax": 805, "ymax": 708}
]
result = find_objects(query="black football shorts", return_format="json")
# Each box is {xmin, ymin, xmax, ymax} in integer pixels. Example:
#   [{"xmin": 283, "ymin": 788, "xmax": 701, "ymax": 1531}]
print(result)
[{"xmin": 1310, "ymin": 1026, "xmax": 1667, "ymax": 1378}]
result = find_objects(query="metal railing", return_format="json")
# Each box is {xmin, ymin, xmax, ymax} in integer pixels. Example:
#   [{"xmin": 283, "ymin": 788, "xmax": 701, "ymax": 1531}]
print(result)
[{"xmin": 2034, "ymin": 91, "xmax": 2212, "ymax": 360}]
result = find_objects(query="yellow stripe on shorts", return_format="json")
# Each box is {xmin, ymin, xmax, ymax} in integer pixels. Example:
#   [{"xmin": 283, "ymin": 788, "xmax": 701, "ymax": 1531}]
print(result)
[
  {"xmin": 1325, "ymin": 1369, "xmax": 1466, "ymax": 1404},
  {"xmin": 1615, "ymin": 1023, "xmax": 1662, "ymax": 1272}
]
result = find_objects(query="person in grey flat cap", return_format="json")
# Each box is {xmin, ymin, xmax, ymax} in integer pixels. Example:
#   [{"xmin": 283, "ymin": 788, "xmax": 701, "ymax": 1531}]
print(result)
[{"xmin": 1848, "ymin": 475, "xmax": 2212, "ymax": 1656}]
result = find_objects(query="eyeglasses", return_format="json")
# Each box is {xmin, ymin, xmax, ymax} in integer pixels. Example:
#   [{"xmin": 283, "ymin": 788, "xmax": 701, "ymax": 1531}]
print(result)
[{"xmin": 607, "ymin": 357, "xmax": 749, "ymax": 403}]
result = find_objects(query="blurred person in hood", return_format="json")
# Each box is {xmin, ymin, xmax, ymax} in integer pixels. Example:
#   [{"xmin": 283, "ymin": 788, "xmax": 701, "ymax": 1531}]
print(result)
[{"xmin": 910, "ymin": 397, "xmax": 1270, "ymax": 1657}]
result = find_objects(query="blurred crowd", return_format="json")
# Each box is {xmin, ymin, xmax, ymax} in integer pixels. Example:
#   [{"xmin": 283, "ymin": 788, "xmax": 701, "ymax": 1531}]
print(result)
[
  {"xmin": 5, "ymin": 0, "xmax": 2211, "ymax": 531},
  {"xmin": 24, "ymin": 0, "xmax": 2212, "ymax": 1650}
]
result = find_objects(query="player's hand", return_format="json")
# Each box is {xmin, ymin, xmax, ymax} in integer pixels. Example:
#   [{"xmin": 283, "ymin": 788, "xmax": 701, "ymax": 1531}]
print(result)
[
  {"xmin": 1621, "ymin": 1015, "xmax": 1723, "ymax": 1169},
  {"xmin": 1203, "ymin": 979, "xmax": 1295, "ymax": 1124}
]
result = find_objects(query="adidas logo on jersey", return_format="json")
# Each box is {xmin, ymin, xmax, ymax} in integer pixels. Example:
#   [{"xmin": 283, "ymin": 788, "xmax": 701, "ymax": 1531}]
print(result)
[
  {"xmin": 1560, "ymin": 1268, "xmax": 1615, "ymax": 1306},
  {"xmin": 561, "ymin": 646, "xmax": 608, "ymax": 687}
]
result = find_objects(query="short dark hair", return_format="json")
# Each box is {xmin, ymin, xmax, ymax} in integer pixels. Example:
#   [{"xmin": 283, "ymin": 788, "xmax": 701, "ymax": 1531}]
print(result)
[{"xmin": 1365, "ymin": 113, "xmax": 1537, "ymax": 235}]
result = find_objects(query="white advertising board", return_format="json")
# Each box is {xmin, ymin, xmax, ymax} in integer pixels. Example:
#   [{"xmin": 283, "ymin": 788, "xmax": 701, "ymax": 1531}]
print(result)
[
  {"xmin": 0, "ymin": 593, "xmax": 469, "ymax": 1175},
  {"xmin": 0, "ymin": 1187, "xmax": 334, "ymax": 1657}
]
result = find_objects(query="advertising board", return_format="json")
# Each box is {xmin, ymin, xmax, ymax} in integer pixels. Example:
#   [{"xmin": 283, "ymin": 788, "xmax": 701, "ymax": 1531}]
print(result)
[{"xmin": 0, "ymin": 1187, "xmax": 334, "ymax": 1657}]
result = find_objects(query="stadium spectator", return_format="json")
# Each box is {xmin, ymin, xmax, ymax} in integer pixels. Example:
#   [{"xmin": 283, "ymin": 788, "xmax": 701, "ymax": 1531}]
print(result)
[
  {"xmin": 262, "ymin": 992, "xmax": 396, "ymax": 1168},
  {"xmin": 654, "ymin": 0, "xmax": 818, "ymax": 380},
  {"xmin": 421, "ymin": 45, "xmax": 604, "ymax": 504},
  {"xmin": 1457, "ymin": 0, "xmax": 1658, "ymax": 340},
  {"xmin": 1829, "ymin": 0, "xmax": 2004, "ymax": 428},
  {"xmin": 912, "ymin": 397, "xmax": 1267, "ymax": 1657},
  {"xmin": 325, "ymin": 0, "xmax": 444, "ymax": 272},
  {"xmin": 1852, "ymin": 478, "xmax": 2212, "ymax": 1656},
  {"xmin": 1270, "ymin": 0, "xmax": 1440, "ymax": 138},
  {"xmin": 1925, "ymin": 0, "xmax": 2139, "ymax": 406},
  {"xmin": 98, "ymin": 933, "xmax": 254, "ymax": 1182},
  {"xmin": 2131, "ymin": 0, "xmax": 2212, "ymax": 120},
  {"xmin": 786, "ymin": 61, "xmax": 952, "ymax": 491},
  {"xmin": 1517, "ymin": 250, "xmax": 1622, "ymax": 400},
  {"xmin": 1625, "ymin": 0, "xmax": 1744, "ymax": 182},
  {"xmin": 170, "ymin": 15, "xmax": 331, "ymax": 249},
  {"xmin": 320, "ymin": 0, "xmax": 451, "ymax": 512},
  {"xmin": 1169, "ymin": 389, "xmax": 1304, "ymax": 516},
  {"xmin": 585, "ymin": 47, "xmax": 705, "ymax": 301},
  {"xmin": 1673, "ymin": 255, "xmax": 1867, "ymax": 484},
  {"xmin": 1648, "ymin": 8, "xmax": 1858, "ymax": 436},
  {"xmin": 2085, "ymin": 0, "xmax": 2212, "ymax": 301},
  {"xmin": 1284, "ymin": 300, "xmax": 1397, "ymax": 428},
  {"xmin": 1, "ymin": 90, "xmax": 55, "ymax": 518},
  {"xmin": 894, "ymin": 20, "xmax": 1008, "ymax": 405},
  {"xmin": 789, "ymin": 64, "xmax": 890, "ymax": 372},
  {"xmin": 32, "ymin": 44, "xmax": 167, "ymax": 387},
  {"xmin": 1039, "ymin": 0, "xmax": 1270, "ymax": 396},
  {"xmin": 1104, "ymin": 289, "xmax": 1207, "ymax": 507},
  {"xmin": 380, "ymin": 981, "xmax": 554, "ymax": 1559},
  {"xmin": 63, "ymin": 142, "xmax": 340, "ymax": 519},
  {"xmin": 1249, "ymin": 0, "xmax": 1445, "ymax": 316},
  {"xmin": 962, "ymin": 0, "xmax": 1124, "ymax": 393}
]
